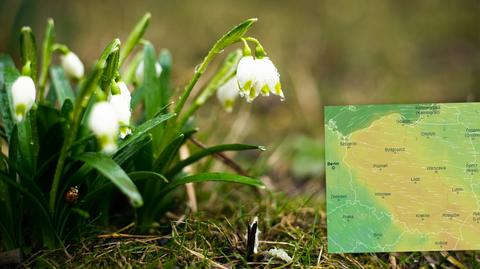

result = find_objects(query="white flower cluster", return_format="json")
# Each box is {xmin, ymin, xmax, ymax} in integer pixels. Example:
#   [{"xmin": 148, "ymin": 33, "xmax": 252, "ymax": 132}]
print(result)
[
  {"xmin": 11, "ymin": 76, "xmax": 36, "ymax": 122},
  {"xmin": 10, "ymin": 50, "xmax": 84, "ymax": 122},
  {"xmin": 217, "ymin": 55, "xmax": 283, "ymax": 112},
  {"xmin": 88, "ymin": 81, "xmax": 132, "ymax": 154}
]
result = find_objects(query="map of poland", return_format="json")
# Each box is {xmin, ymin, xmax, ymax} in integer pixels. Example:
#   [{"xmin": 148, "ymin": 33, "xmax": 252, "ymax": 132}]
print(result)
[{"xmin": 325, "ymin": 103, "xmax": 480, "ymax": 253}]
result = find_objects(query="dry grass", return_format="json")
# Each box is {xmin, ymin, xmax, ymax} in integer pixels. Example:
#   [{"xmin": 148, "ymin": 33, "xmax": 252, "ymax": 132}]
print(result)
[{"xmin": 18, "ymin": 182, "xmax": 480, "ymax": 268}]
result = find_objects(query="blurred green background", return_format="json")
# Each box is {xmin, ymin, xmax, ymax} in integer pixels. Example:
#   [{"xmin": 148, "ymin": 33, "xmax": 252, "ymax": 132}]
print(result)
[{"xmin": 1, "ymin": 0, "xmax": 479, "ymax": 190}]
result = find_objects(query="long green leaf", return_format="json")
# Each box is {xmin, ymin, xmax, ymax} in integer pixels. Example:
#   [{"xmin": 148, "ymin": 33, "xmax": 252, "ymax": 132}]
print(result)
[
  {"xmin": 159, "ymin": 172, "xmax": 264, "ymax": 198},
  {"xmin": 119, "ymin": 12, "xmax": 151, "ymax": 65},
  {"xmin": 50, "ymin": 65, "xmax": 75, "ymax": 106},
  {"xmin": 17, "ymin": 109, "xmax": 36, "ymax": 172},
  {"xmin": 38, "ymin": 18, "xmax": 55, "ymax": 101},
  {"xmin": 0, "ymin": 55, "xmax": 19, "ymax": 141},
  {"xmin": 154, "ymin": 134, "xmax": 185, "ymax": 172},
  {"xmin": 143, "ymin": 42, "xmax": 161, "ymax": 119},
  {"xmin": 79, "ymin": 170, "xmax": 167, "ymax": 204},
  {"xmin": 117, "ymin": 112, "xmax": 176, "ymax": 152},
  {"xmin": 158, "ymin": 49, "xmax": 172, "ymax": 109},
  {"xmin": 73, "ymin": 152, "xmax": 143, "ymax": 207},
  {"xmin": 129, "ymin": 171, "xmax": 168, "ymax": 183},
  {"xmin": 167, "ymin": 144, "xmax": 265, "ymax": 177},
  {"xmin": 0, "ymin": 172, "xmax": 58, "ymax": 248}
]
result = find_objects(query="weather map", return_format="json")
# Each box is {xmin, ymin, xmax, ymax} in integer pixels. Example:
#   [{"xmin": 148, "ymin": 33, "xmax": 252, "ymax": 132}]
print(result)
[{"xmin": 325, "ymin": 103, "xmax": 480, "ymax": 253}]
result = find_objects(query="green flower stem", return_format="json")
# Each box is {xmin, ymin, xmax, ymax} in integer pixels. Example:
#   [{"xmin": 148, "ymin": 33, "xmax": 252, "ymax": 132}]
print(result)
[
  {"xmin": 244, "ymin": 37, "xmax": 266, "ymax": 58},
  {"xmin": 177, "ymin": 50, "xmax": 242, "ymax": 128},
  {"xmin": 38, "ymin": 19, "xmax": 55, "ymax": 102},
  {"xmin": 241, "ymin": 38, "xmax": 252, "ymax": 56},
  {"xmin": 173, "ymin": 18, "xmax": 258, "ymax": 118},
  {"xmin": 49, "ymin": 39, "xmax": 120, "ymax": 213},
  {"xmin": 173, "ymin": 53, "xmax": 214, "ymax": 117},
  {"xmin": 48, "ymin": 68, "xmax": 101, "ymax": 213}
]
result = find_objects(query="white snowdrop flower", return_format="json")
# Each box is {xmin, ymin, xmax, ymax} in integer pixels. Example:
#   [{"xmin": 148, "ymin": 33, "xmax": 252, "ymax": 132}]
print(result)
[
  {"xmin": 267, "ymin": 248, "xmax": 292, "ymax": 263},
  {"xmin": 11, "ymin": 75, "xmax": 36, "ymax": 122},
  {"xmin": 88, "ymin": 102, "xmax": 119, "ymax": 154},
  {"xmin": 216, "ymin": 77, "xmax": 239, "ymax": 112},
  {"xmin": 253, "ymin": 57, "xmax": 283, "ymax": 99},
  {"xmin": 61, "ymin": 52, "xmax": 84, "ymax": 79},
  {"xmin": 109, "ymin": 81, "xmax": 132, "ymax": 139},
  {"xmin": 236, "ymin": 56, "xmax": 258, "ymax": 102},
  {"xmin": 135, "ymin": 60, "xmax": 162, "ymax": 83}
]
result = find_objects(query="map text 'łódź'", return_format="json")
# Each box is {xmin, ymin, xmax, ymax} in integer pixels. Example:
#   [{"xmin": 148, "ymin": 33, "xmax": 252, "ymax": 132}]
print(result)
[{"xmin": 325, "ymin": 103, "xmax": 480, "ymax": 253}]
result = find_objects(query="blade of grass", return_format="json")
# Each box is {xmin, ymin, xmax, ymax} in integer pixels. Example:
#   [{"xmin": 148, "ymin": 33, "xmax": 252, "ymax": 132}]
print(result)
[
  {"xmin": 158, "ymin": 172, "xmax": 264, "ymax": 200},
  {"xmin": 73, "ymin": 152, "xmax": 143, "ymax": 207},
  {"xmin": 166, "ymin": 144, "xmax": 265, "ymax": 177}
]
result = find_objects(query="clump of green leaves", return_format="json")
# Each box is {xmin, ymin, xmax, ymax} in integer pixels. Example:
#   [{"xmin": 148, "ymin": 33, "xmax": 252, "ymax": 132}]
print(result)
[{"xmin": 0, "ymin": 13, "xmax": 278, "ymax": 253}]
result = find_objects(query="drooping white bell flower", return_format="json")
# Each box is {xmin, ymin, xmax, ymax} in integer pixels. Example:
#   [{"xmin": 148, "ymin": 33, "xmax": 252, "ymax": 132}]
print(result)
[
  {"xmin": 108, "ymin": 81, "xmax": 132, "ymax": 139},
  {"xmin": 216, "ymin": 77, "xmax": 239, "ymax": 113},
  {"xmin": 88, "ymin": 102, "xmax": 119, "ymax": 154},
  {"xmin": 61, "ymin": 52, "xmax": 84, "ymax": 79},
  {"xmin": 235, "ymin": 56, "xmax": 258, "ymax": 102},
  {"xmin": 11, "ymin": 75, "xmax": 36, "ymax": 122},
  {"xmin": 135, "ymin": 60, "xmax": 162, "ymax": 84},
  {"xmin": 253, "ymin": 57, "xmax": 284, "ymax": 99}
]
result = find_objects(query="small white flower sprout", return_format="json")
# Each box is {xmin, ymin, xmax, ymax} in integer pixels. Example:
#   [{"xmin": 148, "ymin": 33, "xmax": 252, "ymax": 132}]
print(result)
[
  {"xmin": 135, "ymin": 60, "xmax": 162, "ymax": 84},
  {"xmin": 108, "ymin": 81, "xmax": 132, "ymax": 139},
  {"xmin": 88, "ymin": 102, "xmax": 119, "ymax": 154},
  {"xmin": 61, "ymin": 52, "xmax": 84, "ymax": 79},
  {"xmin": 235, "ymin": 55, "xmax": 283, "ymax": 103},
  {"xmin": 216, "ymin": 77, "xmax": 239, "ymax": 112},
  {"xmin": 267, "ymin": 248, "xmax": 292, "ymax": 263},
  {"xmin": 11, "ymin": 75, "xmax": 36, "ymax": 122}
]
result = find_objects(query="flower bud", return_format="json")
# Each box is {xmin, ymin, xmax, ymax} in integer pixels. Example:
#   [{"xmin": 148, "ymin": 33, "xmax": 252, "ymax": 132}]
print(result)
[
  {"xmin": 88, "ymin": 102, "xmax": 119, "ymax": 154},
  {"xmin": 254, "ymin": 57, "xmax": 283, "ymax": 100},
  {"xmin": 11, "ymin": 76, "xmax": 36, "ymax": 122},
  {"xmin": 216, "ymin": 77, "xmax": 239, "ymax": 113},
  {"xmin": 109, "ymin": 81, "xmax": 132, "ymax": 139},
  {"xmin": 61, "ymin": 52, "xmax": 84, "ymax": 79},
  {"xmin": 135, "ymin": 60, "xmax": 162, "ymax": 83},
  {"xmin": 236, "ymin": 56, "xmax": 258, "ymax": 102}
]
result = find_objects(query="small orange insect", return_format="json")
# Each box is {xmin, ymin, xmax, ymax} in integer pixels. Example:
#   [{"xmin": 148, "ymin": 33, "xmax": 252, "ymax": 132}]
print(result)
[{"xmin": 65, "ymin": 186, "xmax": 79, "ymax": 203}]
